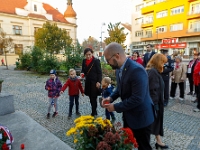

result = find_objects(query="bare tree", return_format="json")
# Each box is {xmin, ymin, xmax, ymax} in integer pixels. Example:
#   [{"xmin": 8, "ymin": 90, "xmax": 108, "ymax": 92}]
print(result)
[{"xmin": 0, "ymin": 29, "xmax": 14, "ymax": 69}]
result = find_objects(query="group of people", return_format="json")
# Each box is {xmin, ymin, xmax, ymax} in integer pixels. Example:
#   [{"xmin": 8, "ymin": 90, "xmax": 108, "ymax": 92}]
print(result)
[{"xmin": 44, "ymin": 42, "xmax": 200, "ymax": 150}]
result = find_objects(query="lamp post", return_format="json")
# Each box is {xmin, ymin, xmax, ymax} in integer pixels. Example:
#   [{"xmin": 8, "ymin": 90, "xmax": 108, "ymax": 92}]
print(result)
[{"xmin": 100, "ymin": 23, "xmax": 106, "ymax": 51}]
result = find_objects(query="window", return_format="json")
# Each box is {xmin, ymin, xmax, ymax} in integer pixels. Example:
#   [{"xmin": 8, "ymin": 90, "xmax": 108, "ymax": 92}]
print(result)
[
  {"xmin": 136, "ymin": 4, "xmax": 144, "ymax": 11},
  {"xmin": 191, "ymin": 3, "xmax": 200, "ymax": 14},
  {"xmin": 146, "ymin": 0, "xmax": 155, "ymax": 7},
  {"xmin": 156, "ymin": 26, "xmax": 167, "ymax": 33},
  {"xmin": 190, "ymin": 21, "xmax": 200, "ymax": 31},
  {"xmin": 13, "ymin": 25, "xmax": 22, "ymax": 35},
  {"xmin": 171, "ymin": 6, "xmax": 184, "ymax": 15},
  {"xmin": 34, "ymin": 4, "xmax": 37, "ymax": 12},
  {"xmin": 135, "ymin": 18, "xmax": 143, "ymax": 24},
  {"xmin": 157, "ymin": 0, "xmax": 165, "ymax": 3},
  {"xmin": 144, "ymin": 15, "xmax": 153, "ymax": 24},
  {"xmin": 156, "ymin": 10, "xmax": 167, "ymax": 18},
  {"xmin": 135, "ymin": 31, "xmax": 143, "ymax": 37},
  {"xmin": 170, "ymin": 23, "xmax": 183, "ymax": 31},
  {"xmin": 144, "ymin": 30, "xmax": 152, "ymax": 37}
]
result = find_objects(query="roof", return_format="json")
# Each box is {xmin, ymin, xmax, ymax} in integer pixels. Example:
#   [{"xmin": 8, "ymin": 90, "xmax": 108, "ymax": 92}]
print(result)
[
  {"xmin": 121, "ymin": 23, "xmax": 132, "ymax": 32},
  {"xmin": 0, "ymin": 0, "xmax": 71, "ymax": 24},
  {"xmin": 64, "ymin": 4, "xmax": 77, "ymax": 18}
]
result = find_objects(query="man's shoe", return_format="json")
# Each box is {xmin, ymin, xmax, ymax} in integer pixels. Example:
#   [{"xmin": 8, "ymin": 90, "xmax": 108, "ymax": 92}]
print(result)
[
  {"xmin": 76, "ymin": 112, "xmax": 81, "ymax": 116},
  {"xmin": 47, "ymin": 113, "xmax": 50, "ymax": 119},
  {"xmin": 193, "ymin": 93, "xmax": 196, "ymax": 97},
  {"xmin": 52, "ymin": 112, "xmax": 58, "ymax": 118},
  {"xmin": 179, "ymin": 97, "xmax": 184, "ymax": 101},
  {"xmin": 191, "ymin": 99, "xmax": 197, "ymax": 103},
  {"xmin": 187, "ymin": 92, "xmax": 193, "ymax": 95},
  {"xmin": 193, "ymin": 108, "xmax": 200, "ymax": 112}
]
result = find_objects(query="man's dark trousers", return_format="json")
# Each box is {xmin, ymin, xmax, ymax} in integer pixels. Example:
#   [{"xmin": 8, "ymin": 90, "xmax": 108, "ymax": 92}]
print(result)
[{"xmin": 162, "ymin": 74, "xmax": 170, "ymax": 105}]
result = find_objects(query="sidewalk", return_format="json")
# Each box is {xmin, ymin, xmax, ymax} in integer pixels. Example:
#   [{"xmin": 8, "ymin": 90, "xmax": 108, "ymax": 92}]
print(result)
[{"xmin": 0, "ymin": 65, "xmax": 199, "ymax": 150}]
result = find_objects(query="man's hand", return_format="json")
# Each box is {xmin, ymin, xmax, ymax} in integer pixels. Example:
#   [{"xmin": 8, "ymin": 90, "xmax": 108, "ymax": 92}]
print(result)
[
  {"xmin": 102, "ymin": 97, "xmax": 111, "ymax": 107},
  {"xmin": 60, "ymin": 91, "xmax": 64, "ymax": 94},
  {"xmin": 82, "ymin": 93, "xmax": 84, "ymax": 97},
  {"xmin": 104, "ymin": 103, "xmax": 115, "ymax": 112}
]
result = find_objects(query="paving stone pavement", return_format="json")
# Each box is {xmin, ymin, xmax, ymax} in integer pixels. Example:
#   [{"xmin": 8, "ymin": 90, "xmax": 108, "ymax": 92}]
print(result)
[{"xmin": 0, "ymin": 65, "xmax": 200, "ymax": 150}]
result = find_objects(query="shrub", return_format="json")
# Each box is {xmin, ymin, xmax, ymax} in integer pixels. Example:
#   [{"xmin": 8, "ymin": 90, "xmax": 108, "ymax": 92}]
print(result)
[
  {"xmin": 31, "ymin": 46, "xmax": 44, "ymax": 71},
  {"xmin": 37, "ymin": 55, "xmax": 60, "ymax": 74},
  {"xmin": 18, "ymin": 53, "xmax": 32, "ymax": 69}
]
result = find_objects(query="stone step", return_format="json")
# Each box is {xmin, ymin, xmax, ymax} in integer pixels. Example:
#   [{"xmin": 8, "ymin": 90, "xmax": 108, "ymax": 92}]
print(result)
[{"xmin": 0, "ymin": 111, "xmax": 73, "ymax": 150}]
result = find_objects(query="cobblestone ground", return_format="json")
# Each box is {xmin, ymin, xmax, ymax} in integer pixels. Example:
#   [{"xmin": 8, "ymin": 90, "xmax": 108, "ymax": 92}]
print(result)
[{"xmin": 0, "ymin": 65, "xmax": 200, "ymax": 150}]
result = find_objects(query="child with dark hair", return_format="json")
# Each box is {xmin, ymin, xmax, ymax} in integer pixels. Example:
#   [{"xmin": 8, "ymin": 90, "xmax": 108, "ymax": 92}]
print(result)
[
  {"xmin": 45, "ymin": 69, "xmax": 62, "ymax": 119},
  {"xmin": 60, "ymin": 69, "xmax": 84, "ymax": 119}
]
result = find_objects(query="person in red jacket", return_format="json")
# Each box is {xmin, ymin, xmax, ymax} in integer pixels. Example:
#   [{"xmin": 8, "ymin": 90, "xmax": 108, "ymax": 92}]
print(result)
[
  {"xmin": 193, "ymin": 58, "xmax": 200, "ymax": 112},
  {"xmin": 131, "ymin": 51, "xmax": 143, "ymax": 66},
  {"xmin": 60, "ymin": 69, "xmax": 84, "ymax": 119}
]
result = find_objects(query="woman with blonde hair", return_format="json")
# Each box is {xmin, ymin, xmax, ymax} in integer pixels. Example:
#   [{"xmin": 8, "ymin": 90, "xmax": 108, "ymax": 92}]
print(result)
[{"xmin": 146, "ymin": 53, "xmax": 169, "ymax": 149}]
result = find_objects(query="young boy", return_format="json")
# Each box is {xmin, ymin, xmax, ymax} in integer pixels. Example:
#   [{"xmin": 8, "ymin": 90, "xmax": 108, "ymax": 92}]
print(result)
[
  {"xmin": 60, "ymin": 69, "xmax": 84, "ymax": 119},
  {"xmin": 45, "ymin": 69, "xmax": 62, "ymax": 119},
  {"xmin": 101, "ymin": 77, "xmax": 116, "ymax": 121}
]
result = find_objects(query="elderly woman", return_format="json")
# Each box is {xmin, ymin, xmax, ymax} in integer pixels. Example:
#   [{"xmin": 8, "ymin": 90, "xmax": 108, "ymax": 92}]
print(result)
[
  {"xmin": 81, "ymin": 48, "xmax": 102, "ymax": 116},
  {"xmin": 146, "ymin": 53, "xmax": 168, "ymax": 149},
  {"xmin": 170, "ymin": 55, "xmax": 187, "ymax": 100}
]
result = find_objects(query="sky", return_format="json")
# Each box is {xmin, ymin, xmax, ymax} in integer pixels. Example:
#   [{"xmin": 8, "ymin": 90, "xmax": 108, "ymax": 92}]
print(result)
[{"xmin": 42, "ymin": 0, "xmax": 133, "ymax": 43}]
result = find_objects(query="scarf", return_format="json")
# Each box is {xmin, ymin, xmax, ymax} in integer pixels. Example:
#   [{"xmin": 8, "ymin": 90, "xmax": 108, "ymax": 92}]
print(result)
[
  {"xmin": 175, "ymin": 63, "xmax": 179, "ymax": 69},
  {"xmin": 85, "ymin": 56, "xmax": 94, "ymax": 66},
  {"xmin": 70, "ymin": 76, "xmax": 77, "ymax": 81}
]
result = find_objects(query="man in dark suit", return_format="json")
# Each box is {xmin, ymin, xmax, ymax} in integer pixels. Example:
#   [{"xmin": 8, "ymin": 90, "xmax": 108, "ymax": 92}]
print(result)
[
  {"xmin": 160, "ymin": 49, "xmax": 174, "ymax": 106},
  {"xmin": 143, "ymin": 44, "xmax": 156, "ymax": 68},
  {"xmin": 103, "ymin": 42, "xmax": 154, "ymax": 150}
]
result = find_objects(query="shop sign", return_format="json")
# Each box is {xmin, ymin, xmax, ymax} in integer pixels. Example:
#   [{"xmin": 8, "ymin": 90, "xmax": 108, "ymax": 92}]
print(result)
[
  {"xmin": 155, "ymin": 42, "xmax": 187, "ymax": 49},
  {"xmin": 162, "ymin": 38, "xmax": 178, "ymax": 44}
]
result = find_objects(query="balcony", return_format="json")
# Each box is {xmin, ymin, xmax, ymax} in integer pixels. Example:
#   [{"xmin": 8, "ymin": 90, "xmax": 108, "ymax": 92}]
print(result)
[
  {"xmin": 141, "ymin": 5, "xmax": 154, "ymax": 15},
  {"xmin": 141, "ymin": 21, "xmax": 153, "ymax": 28},
  {"xmin": 187, "ymin": 11, "xmax": 200, "ymax": 20},
  {"xmin": 143, "ymin": 33, "xmax": 153, "ymax": 38},
  {"xmin": 188, "ymin": 0, "xmax": 198, "ymax": 2},
  {"xmin": 188, "ymin": 28, "xmax": 200, "ymax": 33}
]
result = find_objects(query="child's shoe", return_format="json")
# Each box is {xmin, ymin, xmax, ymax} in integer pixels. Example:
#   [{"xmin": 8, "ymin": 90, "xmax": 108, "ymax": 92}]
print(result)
[
  {"xmin": 47, "ymin": 113, "xmax": 50, "ymax": 119},
  {"xmin": 52, "ymin": 112, "xmax": 58, "ymax": 118},
  {"xmin": 68, "ymin": 114, "xmax": 72, "ymax": 119},
  {"xmin": 76, "ymin": 112, "xmax": 81, "ymax": 116},
  {"xmin": 111, "ymin": 116, "xmax": 116, "ymax": 122}
]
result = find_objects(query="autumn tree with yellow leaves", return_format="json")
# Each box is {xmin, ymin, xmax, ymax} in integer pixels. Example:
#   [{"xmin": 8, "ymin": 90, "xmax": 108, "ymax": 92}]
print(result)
[{"xmin": 104, "ymin": 22, "xmax": 128, "ymax": 49}]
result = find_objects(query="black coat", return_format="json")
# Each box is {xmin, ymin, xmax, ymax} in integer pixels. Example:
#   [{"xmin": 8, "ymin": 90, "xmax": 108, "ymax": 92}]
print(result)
[
  {"xmin": 81, "ymin": 58, "xmax": 102, "ymax": 97},
  {"xmin": 147, "ymin": 68, "xmax": 164, "ymax": 136},
  {"xmin": 143, "ymin": 51, "xmax": 156, "ymax": 68},
  {"xmin": 187, "ymin": 59, "xmax": 198, "ymax": 78}
]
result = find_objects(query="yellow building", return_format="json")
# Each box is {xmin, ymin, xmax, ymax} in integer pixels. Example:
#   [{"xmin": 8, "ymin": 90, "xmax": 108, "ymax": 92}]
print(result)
[{"xmin": 132, "ymin": 0, "xmax": 200, "ymax": 57}]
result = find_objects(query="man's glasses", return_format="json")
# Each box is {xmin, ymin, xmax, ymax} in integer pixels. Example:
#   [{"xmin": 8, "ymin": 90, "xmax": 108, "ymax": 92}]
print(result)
[{"xmin": 106, "ymin": 54, "xmax": 116, "ymax": 64}]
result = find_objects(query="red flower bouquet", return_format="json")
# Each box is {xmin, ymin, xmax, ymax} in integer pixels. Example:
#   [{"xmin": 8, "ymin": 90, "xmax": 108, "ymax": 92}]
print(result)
[{"xmin": 0, "ymin": 128, "xmax": 9, "ymax": 150}]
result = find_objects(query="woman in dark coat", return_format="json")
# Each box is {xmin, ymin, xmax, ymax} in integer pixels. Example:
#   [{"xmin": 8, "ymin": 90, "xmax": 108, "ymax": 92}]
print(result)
[
  {"xmin": 81, "ymin": 48, "xmax": 102, "ymax": 116},
  {"xmin": 146, "ymin": 53, "xmax": 169, "ymax": 149}
]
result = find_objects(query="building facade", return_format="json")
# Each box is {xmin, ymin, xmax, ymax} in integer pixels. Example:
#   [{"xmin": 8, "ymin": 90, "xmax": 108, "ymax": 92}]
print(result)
[
  {"xmin": 131, "ymin": 0, "xmax": 200, "ymax": 58},
  {"xmin": 0, "ymin": 0, "xmax": 77, "ymax": 55}
]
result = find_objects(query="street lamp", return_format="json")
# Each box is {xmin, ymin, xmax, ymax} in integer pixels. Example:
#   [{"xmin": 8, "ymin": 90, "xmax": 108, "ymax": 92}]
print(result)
[{"xmin": 100, "ymin": 23, "xmax": 106, "ymax": 51}]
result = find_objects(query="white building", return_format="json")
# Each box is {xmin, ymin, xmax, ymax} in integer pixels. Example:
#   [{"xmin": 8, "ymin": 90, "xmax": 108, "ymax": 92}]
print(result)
[{"xmin": 0, "ymin": 0, "xmax": 77, "ymax": 55}]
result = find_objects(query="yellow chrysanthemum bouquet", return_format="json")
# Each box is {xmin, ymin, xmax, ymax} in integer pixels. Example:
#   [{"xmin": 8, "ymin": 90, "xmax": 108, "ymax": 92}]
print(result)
[{"xmin": 66, "ymin": 115, "xmax": 138, "ymax": 150}]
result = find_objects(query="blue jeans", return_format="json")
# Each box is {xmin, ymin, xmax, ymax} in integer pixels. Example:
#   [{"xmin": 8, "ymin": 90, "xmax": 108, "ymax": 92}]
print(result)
[
  {"xmin": 69, "ymin": 95, "xmax": 79, "ymax": 114},
  {"xmin": 105, "ymin": 109, "xmax": 115, "ymax": 120},
  {"xmin": 48, "ymin": 98, "xmax": 58, "ymax": 113}
]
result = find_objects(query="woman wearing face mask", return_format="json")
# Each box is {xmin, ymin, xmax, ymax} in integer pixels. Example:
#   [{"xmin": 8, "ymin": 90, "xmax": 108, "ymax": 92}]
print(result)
[{"xmin": 81, "ymin": 48, "xmax": 102, "ymax": 116}]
